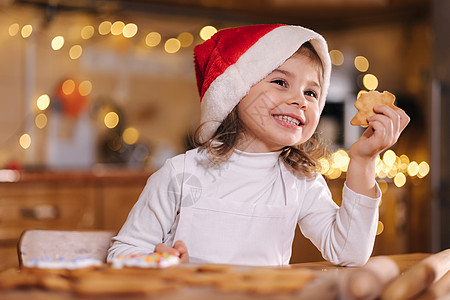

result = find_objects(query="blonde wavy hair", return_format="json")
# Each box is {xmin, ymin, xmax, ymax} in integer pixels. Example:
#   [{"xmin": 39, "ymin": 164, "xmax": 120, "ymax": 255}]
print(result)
[{"xmin": 193, "ymin": 42, "xmax": 330, "ymax": 178}]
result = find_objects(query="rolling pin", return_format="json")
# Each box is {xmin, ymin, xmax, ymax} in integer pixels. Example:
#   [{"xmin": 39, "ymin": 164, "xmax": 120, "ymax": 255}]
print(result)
[
  {"xmin": 381, "ymin": 248, "xmax": 450, "ymax": 300},
  {"xmin": 339, "ymin": 256, "xmax": 400, "ymax": 300},
  {"xmin": 415, "ymin": 269, "xmax": 450, "ymax": 300}
]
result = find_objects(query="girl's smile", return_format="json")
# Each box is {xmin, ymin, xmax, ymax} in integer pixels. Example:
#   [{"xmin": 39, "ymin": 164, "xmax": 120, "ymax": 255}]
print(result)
[{"xmin": 273, "ymin": 113, "xmax": 304, "ymax": 128}]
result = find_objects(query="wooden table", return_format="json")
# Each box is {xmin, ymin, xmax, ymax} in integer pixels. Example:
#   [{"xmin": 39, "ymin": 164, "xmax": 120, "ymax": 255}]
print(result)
[{"xmin": 0, "ymin": 253, "xmax": 432, "ymax": 300}]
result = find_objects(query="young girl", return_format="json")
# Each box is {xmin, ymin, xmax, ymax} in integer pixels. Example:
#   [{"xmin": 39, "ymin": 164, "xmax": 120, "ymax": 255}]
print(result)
[{"xmin": 107, "ymin": 24, "xmax": 409, "ymax": 266}]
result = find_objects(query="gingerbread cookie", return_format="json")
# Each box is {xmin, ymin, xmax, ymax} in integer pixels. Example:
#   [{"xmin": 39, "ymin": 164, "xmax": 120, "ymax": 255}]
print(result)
[{"xmin": 351, "ymin": 91, "xmax": 396, "ymax": 126}]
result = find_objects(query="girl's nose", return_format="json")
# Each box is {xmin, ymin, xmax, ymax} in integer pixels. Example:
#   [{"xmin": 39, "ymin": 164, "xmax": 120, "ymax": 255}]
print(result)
[{"xmin": 289, "ymin": 94, "xmax": 307, "ymax": 110}]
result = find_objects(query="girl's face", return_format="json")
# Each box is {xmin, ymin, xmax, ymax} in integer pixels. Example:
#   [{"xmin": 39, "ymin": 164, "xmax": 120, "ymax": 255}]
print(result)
[{"xmin": 236, "ymin": 53, "xmax": 322, "ymax": 153}]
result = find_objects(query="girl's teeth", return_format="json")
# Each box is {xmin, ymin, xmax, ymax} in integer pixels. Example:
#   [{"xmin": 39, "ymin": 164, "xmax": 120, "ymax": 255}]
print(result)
[{"xmin": 274, "ymin": 115, "xmax": 300, "ymax": 126}]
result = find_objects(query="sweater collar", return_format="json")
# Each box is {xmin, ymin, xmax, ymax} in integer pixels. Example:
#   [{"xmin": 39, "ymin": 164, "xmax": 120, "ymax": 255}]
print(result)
[{"xmin": 229, "ymin": 148, "xmax": 282, "ymax": 170}]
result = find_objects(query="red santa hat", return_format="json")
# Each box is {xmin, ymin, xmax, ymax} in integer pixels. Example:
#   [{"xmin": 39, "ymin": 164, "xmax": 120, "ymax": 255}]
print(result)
[{"xmin": 194, "ymin": 24, "xmax": 332, "ymax": 142}]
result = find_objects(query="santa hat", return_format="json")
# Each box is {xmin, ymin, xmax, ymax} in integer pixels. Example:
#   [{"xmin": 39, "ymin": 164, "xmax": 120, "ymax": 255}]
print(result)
[{"xmin": 194, "ymin": 24, "xmax": 332, "ymax": 143}]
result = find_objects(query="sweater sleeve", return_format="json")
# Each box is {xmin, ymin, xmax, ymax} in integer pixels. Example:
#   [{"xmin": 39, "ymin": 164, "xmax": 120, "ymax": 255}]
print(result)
[
  {"xmin": 107, "ymin": 156, "xmax": 182, "ymax": 261},
  {"xmin": 297, "ymin": 174, "xmax": 381, "ymax": 266}
]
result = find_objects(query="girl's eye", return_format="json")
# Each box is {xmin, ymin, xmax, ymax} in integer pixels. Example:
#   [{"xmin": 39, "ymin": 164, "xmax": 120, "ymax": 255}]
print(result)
[
  {"xmin": 271, "ymin": 79, "xmax": 287, "ymax": 88},
  {"xmin": 305, "ymin": 90, "xmax": 318, "ymax": 99}
]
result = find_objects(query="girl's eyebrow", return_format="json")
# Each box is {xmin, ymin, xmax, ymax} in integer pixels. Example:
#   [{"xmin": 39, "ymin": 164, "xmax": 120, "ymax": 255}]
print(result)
[{"xmin": 272, "ymin": 68, "xmax": 292, "ymax": 77}]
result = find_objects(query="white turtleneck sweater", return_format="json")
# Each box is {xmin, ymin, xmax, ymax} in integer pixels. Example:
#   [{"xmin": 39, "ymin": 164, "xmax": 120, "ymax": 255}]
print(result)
[{"xmin": 108, "ymin": 148, "xmax": 381, "ymax": 266}]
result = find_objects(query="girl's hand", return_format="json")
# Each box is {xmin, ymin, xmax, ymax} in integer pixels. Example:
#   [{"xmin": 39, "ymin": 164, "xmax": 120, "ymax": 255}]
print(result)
[
  {"xmin": 346, "ymin": 105, "xmax": 409, "ymax": 198},
  {"xmin": 350, "ymin": 105, "xmax": 410, "ymax": 160},
  {"xmin": 155, "ymin": 240, "xmax": 189, "ymax": 263}
]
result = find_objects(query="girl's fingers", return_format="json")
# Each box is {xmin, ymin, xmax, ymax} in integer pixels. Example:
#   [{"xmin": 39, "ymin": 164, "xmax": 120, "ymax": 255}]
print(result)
[
  {"xmin": 372, "ymin": 105, "xmax": 410, "ymax": 133},
  {"xmin": 173, "ymin": 240, "xmax": 189, "ymax": 263},
  {"xmin": 155, "ymin": 243, "xmax": 179, "ymax": 256},
  {"xmin": 396, "ymin": 107, "xmax": 410, "ymax": 131},
  {"xmin": 155, "ymin": 241, "xmax": 189, "ymax": 263}
]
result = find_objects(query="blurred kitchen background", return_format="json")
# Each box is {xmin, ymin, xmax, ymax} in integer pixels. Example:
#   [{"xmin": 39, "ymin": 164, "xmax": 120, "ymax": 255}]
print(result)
[{"xmin": 0, "ymin": 0, "xmax": 448, "ymax": 269}]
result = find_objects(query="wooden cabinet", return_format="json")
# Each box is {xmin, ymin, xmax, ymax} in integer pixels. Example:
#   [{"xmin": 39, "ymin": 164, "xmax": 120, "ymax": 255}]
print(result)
[
  {"xmin": 96, "ymin": 181, "xmax": 146, "ymax": 230},
  {"xmin": 0, "ymin": 183, "xmax": 96, "ymax": 241},
  {"xmin": 0, "ymin": 169, "xmax": 150, "ymax": 270}
]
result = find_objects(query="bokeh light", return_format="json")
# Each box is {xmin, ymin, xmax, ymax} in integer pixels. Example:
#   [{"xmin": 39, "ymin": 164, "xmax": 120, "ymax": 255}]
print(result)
[
  {"xmin": 104, "ymin": 112, "xmax": 119, "ymax": 128},
  {"xmin": 318, "ymin": 157, "xmax": 330, "ymax": 174},
  {"xmin": 199, "ymin": 25, "xmax": 217, "ymax": 40},
  {"xmin": 21, "ymin": 25, "xmax": 33, "ymax": 38},
  {"xmin": 363, "ymin": 74, "xmax": 378, "ymax": 90},
  {"xmin": 51, "ymin": 36, "xmax": 64, "ymax": 50},
  {"xmin": 376, "ymin": 221, "xmax": 384, "ymax": 235},
  {"xmin": 418, "ymin": 161, "xmax": 430, "ymax": 178},
  {"xmin": 81, "ymin": 25, "xmax": 95, "ymax": 39},
  {"xmin": 111, "ymin": 21, "xmax": 125, "ymax": 36},
  {"xmin": 69, "ymin": 45, "xmax": 83, "ymax": 60},
  {"xmin": 329, "ymin": 50, "xmax": 344, "ymax": 66},
  {"xmin": 164, "ymin": 38, "xmax": 181, "ymax": 53},
  {"xmin": 35, "ymin": 113, "xmax": 47, "ymax": 129},
  {"xmin": 357, "ymin": 90, "xmax": 368, "ymax": 99},
  {"xmin": 79, "ymin": 80, "xmax": 92, "ymax": 96},
  {"xmin": 317, "ymin": 148, "xmax": 429, "ymax": 186},
  {"xmin": 36, "ymin": 94, "xmax": 50, "ymax": 111},
  {"xmin": 123, "ymin": 127, "xmax": 139, "ymax": 144},
  {"xmin": 123, "ymin": 23, "xmax": 138, "ymax": 38},
  {"xmin": 354, "ymin": 56, "xmax": 369, "ymax": 72},
  {"xmin": 9, "ymin": 23, "xmax": 20, "ymax": 36},
  {"xmin": 62, "ymin": 79, "xmax": 76, "ymax": 95},
  {"xmin": 407, "ymin": 161, "xmax": 419, "ymax": 177},
  {"xmin": 146, "ymin": 32, "xmax": 161, "ymax": 47},
  {"xmin": 383, "ymin": 150, "xmax": 396, "ymax": 166},
  {"xmin": 394, "ymin": 173, "xmax": 407, "ymax": 187},
  {"xmin": 19, "ymin": 134, "xmax": 31, "ymax": 149},
  {"xmin": 98, "ymin": 21, "xmax": 112, "ymax": 35},
  {"xmin": 177, "ymin": 32, "xmax": 194, "ymax": 47}
]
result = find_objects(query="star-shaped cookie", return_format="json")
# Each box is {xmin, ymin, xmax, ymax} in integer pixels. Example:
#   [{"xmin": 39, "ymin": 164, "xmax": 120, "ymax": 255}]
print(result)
[{"xmin": 350, "ymin": 90, "xmax": 396, "ymax": 126}]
